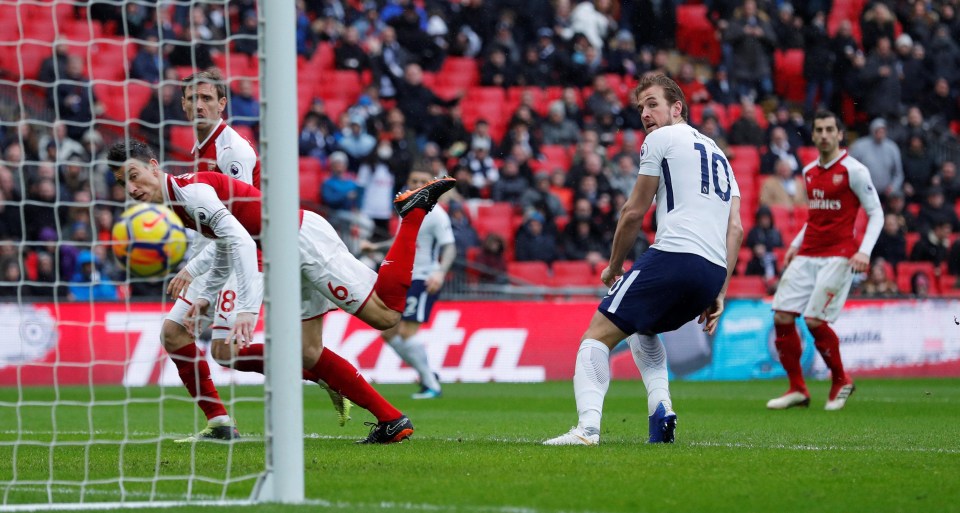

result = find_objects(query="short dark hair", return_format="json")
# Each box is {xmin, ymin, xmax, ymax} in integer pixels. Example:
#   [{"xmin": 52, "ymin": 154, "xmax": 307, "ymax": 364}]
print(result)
[
  {"xmin": 632, "ymin": 73, "xmax": 689, "ymax": 122},
  {"xmin": 181, "ymin": 68, "xmax": 227, "ymax": 99},
  {"xmin": 106, "ymin": 139, "xmax": 156, "ymax": 171},
  {"xmin": 813, "ymin": 110, "xmax": 843, "ymax": 131}
]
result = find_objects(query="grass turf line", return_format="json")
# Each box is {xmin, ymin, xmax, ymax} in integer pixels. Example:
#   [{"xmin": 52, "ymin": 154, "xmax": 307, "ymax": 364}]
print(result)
[{"xmin": 1, "ymin": 379, "xmax": 958, "ymax": 513}]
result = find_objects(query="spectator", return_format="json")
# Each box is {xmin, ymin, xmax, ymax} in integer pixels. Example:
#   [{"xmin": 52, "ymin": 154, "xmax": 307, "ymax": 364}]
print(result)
[
  {"xmin": 604, "ymin": 30, "xmax": 639, "ymax": 77},
  {"xmin": 335, "ymin": 26, "xmax": 370, "ymax": 72},
  {"xmin": 371, "ymin": 26, "xmax": 411, "ymax": 99},
  {"xmin": 569, "ymin": 0, "xmax": 613, "ymax": 51},
  {"xmin": 560, "ymin": 218, "xmax": 606, "ymax": 263},
  {"xmin": 886, "ymin": 190, "xmax": 919, "ymax": 232},
  {"xmin": 698, "ymin": 115, "xmax": 729, "ymax": 156},
  {"xmin": 919, "ymin": 77, "xmax": 958, "ymax": 134},
  {"xmin": 475, "ymin": 233, "xmax": 508, "ymax": 284},
  {"xmin": 234, "ymin": 10, "xmax": 260, "ymax": 56},
  {"xmin": 549, "ymin": 168, "xmax": 574, "ymax": 213},
  {"xmin": 767, "ymin": 104, "xmax": 810, "ymax": 150},
  {"xmin": 299, "ymin": 112, "xmax": 336, "ymax": 162},
  {"xmin": 26, "ymin": 251, "xmax": 69, "ymax": 300},
  {"xmin": 607, "ymin": 154, "xmax": 636, "ymax": 199},
  {"xmin": 491, "ymin": 158, "xmax": 530, "ymax": 204},
  {"xmin": 725, "ymin": 0, "xmax": 777, "ymax": 100},
  {"xmin": 926, "ymin": 24, "xmax": 960, "ymax": 88},
  {"xmin": 898, "ymin": 36, "xmax": 930, "ymax": 108},
  {"xmin": 860, "ymin": 3, "xmax": 896, "ymax": 55},
  {"xmin": 480, "ymin": 47, "xmax": 516, "ymax": 87},
  {"xmin": 859, "ymin": 36, "xmax": 901, "ymax": 121},
  {"xmin": 395, "ymin": 63, "xmax": 460, "ymax": 137},
  {"xmin": 802, "ymin": 11, "xmax": 835, "ymax": 116},
  {"xmin": 910, "ymin": 220, "xmax": 952, "ymax": 267},
  {"xmin": 728, "ymin": 95, "xmax": 765, "ymax": 147},
  {"xmin": 611, "ymin": 130, "xmax": 642, "ymax": 164},
  {"xmin": 542, "ymin": 101, "xmax": 580, "ymax": 146},
  {"xmin": 849, "ymin": 118, "xmax": 903, "ymax": 201},
  {"xmin": 674, "ymin": 62, "xmax": 711, "ymax": 105},
  {"xmin": 0, "ymin": 259, "xmax": 22, "ymax": 298},
  {"xmin": 566, "ymin": 34, "xmax": 602, "ymax": 87},
  {"xmin": 514, "ymin": 211, "xmax": 558, "ymax": 264},
  {"xmin": 532, "ymin": 29, "xmax": 567, "ymax": 86},
  {"xmin": 51, "ymin": 56, "xmax": 98, "ymax": 141},
  {"xmin": 450, "ymin": 164, "xmax": 482, "ymax": 201},
  {"xmin": 760, "ymin": 126, "xmax": 800, "ymax": 176},
  {"xmin": 744, "ymin": 242, "xmax": 779, "ymax": 294},
  {"xmin": 321, "ymin": 151, "xmax": 362, "ymax": 212},
  {"xmin": 935, "ymin": 160, "xmax": 960, "ymax": 205},
  {"xmin": 139, "ymin": 82, "xmax": 186, "ymax": 157},
  {"xmin": 338, "ymin": 114, "xmax": 377, "ymax": 164},
  {"xmin": 68, "ymin": 250, "xmax": 118, "ymax": 302},
  {"xmin": 706, "ymin": 65, "xmax": 736, "ymax": 106},
  {"xmin": 228, "ymin": 79, "xmax": 260, "ymax": 130},
  {"xmin": 872, "ymin": 213, "xmax": 908, "ymax": 269},
  {"xmin": 745, "ymin": 206, "xmax": 784, "ymax": 250},
  {"xmin": 38, "ymin": 121, "xmax": 86, "ymax": 164},
  {"xmin": 559, "ymin": 87, "xmax": 585, "ymax": 127},
  {"xmin": 901, "ymin": 135, "xmax": 936, "ymax": 205},
  {"xmin": 130, "ymin": 31, "xmax": 167, "ymax": 84},
  {"xmin": 38, "ymin": 41, "xmax": 69, "ymax": 90},
  {"xmin": 858, "ymin": 257, "xmax": 899, "ymax": 297},
  {"xmin": 771, "ymin": 3, "xmax": 803, "ymax": 50},
  {"xmin": 355, "ymin": 146, "xmax": 396, "ymax": 241},
  {"xmin": 910, "ymin": 271, "xmax": 932, "ymax": 298},
  {"xmin": 447, "ymin": 200, "xmax": 479, "ymax": 259},
  {"xmin": 462, "ymin": 139, "xmax": 499, "ymax": 191},
  {"xmin": 566, "ymin": 152, "xmax": 611, "ymax": 196},
  {"xmin": 917, "ymin": 186, "xmax": 960, "ymax": 233},
  {"xmin": 521, "ymin": 173, "xmax": 568, "ymax": 226},
  {"xmin": 760, "ymin": 159, "xmax": 807, "ymax": 208}
]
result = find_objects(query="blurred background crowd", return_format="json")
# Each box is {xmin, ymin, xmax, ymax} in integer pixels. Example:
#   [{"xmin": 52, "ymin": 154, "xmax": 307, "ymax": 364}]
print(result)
[{"xmin": 1, "ymin": 0, "xmax": 960, "ymax": 301}]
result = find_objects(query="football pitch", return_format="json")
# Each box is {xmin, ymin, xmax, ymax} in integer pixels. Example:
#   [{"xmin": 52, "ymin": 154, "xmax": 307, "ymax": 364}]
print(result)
[{"xmin": 1, "ymin": 379, "xmax": 958, "ymax": 512}]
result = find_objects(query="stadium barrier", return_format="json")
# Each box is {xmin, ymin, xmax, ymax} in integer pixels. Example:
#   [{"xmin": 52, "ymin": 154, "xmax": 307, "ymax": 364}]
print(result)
[{"xmin": 2, "ymin": 299, "xmax": 958, "ymax": 387}]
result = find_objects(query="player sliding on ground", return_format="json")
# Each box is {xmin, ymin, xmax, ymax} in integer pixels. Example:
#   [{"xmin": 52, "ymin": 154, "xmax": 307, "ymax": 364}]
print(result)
[
  {"xmin": 108, "ymin": 139, "xmax": 456, "ymax": 444},
  {"xmin": 544, "ymin": 74, "xmax": 743, "ymax": 446}
]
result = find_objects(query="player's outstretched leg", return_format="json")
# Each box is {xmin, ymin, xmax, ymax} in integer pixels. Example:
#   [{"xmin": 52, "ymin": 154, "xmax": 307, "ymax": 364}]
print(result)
[
  {"xmin": 306, "ymin": 347, "xmax": 413, "ymax": 444},
  {"xmin": 627, "ymin": 334, "xmax": 677, "ymax": 443},
  {"xmin": 808, "ymin": 322, "xmax": 855, "ymax": 411},
  {"xmin": 223, "ymin": 344, "xmax": 352, "ymax": 426},
  {"xmin": 767, "ymin": 316, "xmax": 811, "ymax": 410},
  {"xmin": 373, "ymin": 177, "xmax": 457, "ymax": 313}
]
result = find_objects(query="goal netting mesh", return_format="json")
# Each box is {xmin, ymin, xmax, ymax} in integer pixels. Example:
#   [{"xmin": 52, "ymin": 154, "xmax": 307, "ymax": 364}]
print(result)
[{"xmin": 0, "ymin": 0, "xmax": 275, "ymax": 507}]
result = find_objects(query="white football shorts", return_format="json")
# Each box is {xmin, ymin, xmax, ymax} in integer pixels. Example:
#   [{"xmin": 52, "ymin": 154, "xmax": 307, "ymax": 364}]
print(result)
[
  {"xmin": 167, "ymin": 271, "xmax": 264, "ymax": 339},
  {"xmin": 298, "ymin": 211, "xmax": 377, "ymax": 320},
  {"xmin": 771, "ymin": 255, "xmax": 853, "ymax": 323}
]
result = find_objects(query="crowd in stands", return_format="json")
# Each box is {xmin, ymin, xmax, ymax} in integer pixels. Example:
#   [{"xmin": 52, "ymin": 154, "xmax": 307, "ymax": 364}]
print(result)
[{"xmin": 3, "ymin": 0, "xmax": 960, "ymax": 300}]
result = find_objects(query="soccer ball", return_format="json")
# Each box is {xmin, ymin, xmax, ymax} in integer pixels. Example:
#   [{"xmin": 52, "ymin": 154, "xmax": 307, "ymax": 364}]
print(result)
[{"xmin": 111, "ymin": 204, "xmax": 188, "ymax": 277}]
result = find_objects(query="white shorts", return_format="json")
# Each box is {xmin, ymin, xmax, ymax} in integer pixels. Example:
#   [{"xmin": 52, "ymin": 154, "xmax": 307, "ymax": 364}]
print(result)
[
  {"xmin": 298, "ymin": 211, "xmax": 377, "ymax": 320},
  {"xmin": 771, "ymin": 255, "xmax": 853, "ymax": 323},
  {"xmin": 167, "ymin": 271, "xmax": 264, "ymax": 339}
]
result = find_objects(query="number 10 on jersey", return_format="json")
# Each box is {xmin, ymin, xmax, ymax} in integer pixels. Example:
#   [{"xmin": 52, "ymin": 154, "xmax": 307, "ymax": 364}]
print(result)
[{"xmin": 661, "ymin": 143, "xmax": 733, "ymax": 212}]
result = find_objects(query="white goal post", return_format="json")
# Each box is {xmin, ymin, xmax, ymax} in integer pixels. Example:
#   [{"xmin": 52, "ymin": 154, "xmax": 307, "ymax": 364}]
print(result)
[{"xmin": 0, "ymin": 0, "xmax": 304, "ymax": 508}]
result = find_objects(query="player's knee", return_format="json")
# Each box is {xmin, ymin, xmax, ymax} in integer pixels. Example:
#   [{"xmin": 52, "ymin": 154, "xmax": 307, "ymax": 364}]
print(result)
[
  {"xmin": 367, "ymin": 309, "xmax": 401, "ymax": 331},
  {"xmin": 160, "ymin": 321, "xmax": 191, "ymax": 352},
  {"xmin": 773, "ymin": 311, "xmax": 796, "ymax": 325},
  {"xmin": 804, "ymin": 317, "xmax": 824, "ymax": 330},
  {"xmin": 210, "ymin": 340, "xmax": 234, "ymax": 367}
]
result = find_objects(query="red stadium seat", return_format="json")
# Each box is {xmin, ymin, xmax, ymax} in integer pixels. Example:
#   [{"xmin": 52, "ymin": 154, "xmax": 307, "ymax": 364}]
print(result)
[
  {"xmin": 507, "ymin": 261, "xmax": 550, "ymax": 285},
  {"xmin": 551, "ymin": 260, "xmax": 597, "ymax": 287},
  {"xmin": 797, "ymin": 146, "xmax": 819, "ymax": 167},
  {"xmin": 726, "ymin": 276, "xmax": 768, "ymax": 297},
  {"xmin": 774, "ymin": 49, "xmax": 806, "ymax": 103},
  {"xmin": 729, "ymin": 146, "xmax": 760, "ymax": 179},
  {"xmin": 17, "ymin": 42, "xmax": 52, "ymax": 80},
  {"xmin": 316, "ymin": 70, "xmax": 364, "ymax": 101},
  {"xmin": 727, "ymin": 103, "xmax": 768, "ymax": 130},
  {"xmin": 905, "ymin": 232, "xmax": 921, "ymax": 257},
  {"xmin": 539, "ymin": 145, "xmax": 572, "ymax": 171},
  {"xmin": 676, "ymin": 4, "xmax": 721, "ymax": 64},
  {"xmin": 896, "ymin": 262, "xmax": 939, "ymax": 296},
  {"xmin": 299, "ymin": 166, "xmax": 321, "ymax": 205},
  {"xmin": 94, "ymin": 82, "xmax": 155, "ymax": 121},
  {"xmin": 170, "ymin": 126, "xmax": 195, "ymax": 154},
  {"xmin": 310, "ymin": 42, "xmax": 335, "ymax": 70}
]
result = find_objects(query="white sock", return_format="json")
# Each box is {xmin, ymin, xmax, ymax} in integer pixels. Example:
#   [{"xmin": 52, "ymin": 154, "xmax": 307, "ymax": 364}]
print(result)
[
  {"xmin": 574, "ymin": 339, "xmax": 610, "ymax": 435},
  {"xmin": 209, "ymin": 414, "xmax": 231, "ymax": 426},
  {"xmin": 628, "ymin": 333, "xmax": 671, "ymax": 416},
  {"xmin": 387, "ymin": 334, "xmax": 440, "ymax": 391}
]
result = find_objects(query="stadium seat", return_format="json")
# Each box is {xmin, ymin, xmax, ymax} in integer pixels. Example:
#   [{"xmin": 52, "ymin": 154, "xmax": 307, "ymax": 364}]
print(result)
[
  {"xmin": 507, "ymin": 261, "xmax": 550, "ymax": 285},
  {"xmin": 690, "ymin": 103, "xmax": 729, "ymax": 130},
  {"xmin": 895, "ymin": 261, "xmax": 938, "ymax": 295},
  {"xmin": 299, "ymin": 166, "xmax": 321, "ymax": 205},
  {"xmin": 94, "ymin": 82, "xmax": 154, "ymax": 121},
  {"xmin": 767, "ymin": 205, "xmax": 794, "ymax": 236},
  {"xmin": 726, "ymin": 276, "xmax": 768, "ymax": 297},
  {"xmin": 774, "ymin": 49, "xmax": 805, "ymax": 103},
  {"xmin": 729, "ymin": 146, "xmax": 760, "ymax": 181},
  {"xmin": 310, "ymin": 42, "xmax": 335, "ymax": 70},
  {"xmin": 797, "ymin": 146, "xmax": 819, "ymax": 167},
  {"xmin": 727, "ymin": 103, "xmax": 768, "ymax": 130},
  {"xmin": 298, "ymin": 156, "xmax": 324, "ymax": 179},
  {"xmin": 675, "ymin": 4, "xmax": 721, "ymax": 64},
  {"xmin": 539, "ymin": 145, "xmax": 571, "ymax": 171},
  {"xmin": 170, "ymin": 126, "xmax": 195, "ymax": 154},
  {"xmin": 550, "ymin": 260, "xmax": 596, "ymax": 287},
  {"xmin": 17, "ymin": 43, "xmax": 52, "ymax": 80},
  {"xmin": 316, "ymin": 70, "xmax": 364, "ymax": 101},
  {"xmin": 905, "ymin": 232, "xmax": 921, "ymax": 257}
]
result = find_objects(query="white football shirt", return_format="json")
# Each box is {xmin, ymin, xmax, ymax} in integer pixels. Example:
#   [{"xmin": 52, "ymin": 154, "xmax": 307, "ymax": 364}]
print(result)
[
  {"xmin": 637, "ymin": 123, "xmax": 740, "ymax": 268},
  {"xmin": 410, "ymin": 205, "xmax": 455, "ymax": 281}
]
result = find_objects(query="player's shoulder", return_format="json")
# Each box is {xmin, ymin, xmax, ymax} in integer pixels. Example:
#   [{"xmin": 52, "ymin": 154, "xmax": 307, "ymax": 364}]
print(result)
[
  {"xmin": 839, "ymin": 152, "xmax": 869, "ymax": 175},
  {"xmin": 801, "ymin": 159, "xmax": 819, "ymax": 175},
  {"xmin": 216, "ymin": 125, "xmax": 257, "ymax": 156}
]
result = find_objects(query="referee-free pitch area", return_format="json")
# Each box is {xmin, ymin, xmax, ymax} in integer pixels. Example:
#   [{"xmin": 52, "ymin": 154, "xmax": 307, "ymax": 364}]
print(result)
[{"xmin": 1, "ymin": 379, "xmax": 958, "ymax": 512}]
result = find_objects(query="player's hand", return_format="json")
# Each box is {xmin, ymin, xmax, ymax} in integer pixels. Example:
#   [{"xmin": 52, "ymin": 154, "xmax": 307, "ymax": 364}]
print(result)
[
  {"xmin": 698, "ymin": 296, "xmax": 725, "ymax": 335},
  {"xmin": 359, "ymin": 240, "xmax": 376, "ymax": 253},
  {"xmin": 783, "ymin": 246, "xmax": 799, "ymax": 268},
  {"xmin": 227, "ymin": 312, "xmax": 256, "ymax": 349},
  {"xmin": 183, "ymin": 299, "xmax": 210, "ymax": 337},
  {"xmin": 600, "ymin": 266, "xmax": 623, "ymax": 288},
  {"xmin": 849, "ymin": 252, "xmax": 870, "ymax": 273},
  {"xmin": 166, "ymin": 267, "xmax": 194, "ymax": 300},
  {"xmin": 425, "ymin": 271, "xmax": 445, "ymax": 293}
]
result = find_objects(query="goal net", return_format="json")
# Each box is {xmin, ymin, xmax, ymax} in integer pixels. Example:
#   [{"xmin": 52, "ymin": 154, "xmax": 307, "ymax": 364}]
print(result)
[{"xmin": 0, "ymin": 0, "xmax": 301, "ymax": 508}]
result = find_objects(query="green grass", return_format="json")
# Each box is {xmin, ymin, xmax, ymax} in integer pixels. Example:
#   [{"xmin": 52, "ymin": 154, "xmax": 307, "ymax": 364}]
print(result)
[{"xmin": 2, "ymin": 379, "xmax": 959, "ymax": 512}]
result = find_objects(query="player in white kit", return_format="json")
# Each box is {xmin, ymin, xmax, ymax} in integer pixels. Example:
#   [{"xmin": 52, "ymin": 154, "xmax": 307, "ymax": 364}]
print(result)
[
  {"xmin": 767, "ymin": 110, "xmax": 883, "ymax": 411},
  {"xmin": 545, "ymin": 74, "xmax": 743, "ymax": 445},
  {"xmin": 368, "ymin": 170, "xmax": 456, "ymax": 399}
]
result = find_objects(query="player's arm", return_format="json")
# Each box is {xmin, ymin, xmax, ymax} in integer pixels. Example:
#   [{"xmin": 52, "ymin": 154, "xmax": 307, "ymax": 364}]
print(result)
[
  {"xmin": 850, "ymin": 164, "xmax": 884, "ymax": 272},
  {"xmin": 167, "ymin": 233, "xmax": 214, "ymax": 299},
  {"xmin": 426, "ymin": 242, "xmax": 456, "ymax": 294},
  {"xmin": 217, "ymin": 136, "xmax": 258, "ymax": 186},
  {"xmin": 603, "ymin": 173, "xmax": 658, "ymax": 286},
  {"xmin": 783, "ymin": 224, "xmax": 806, "ymax": 268}
]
